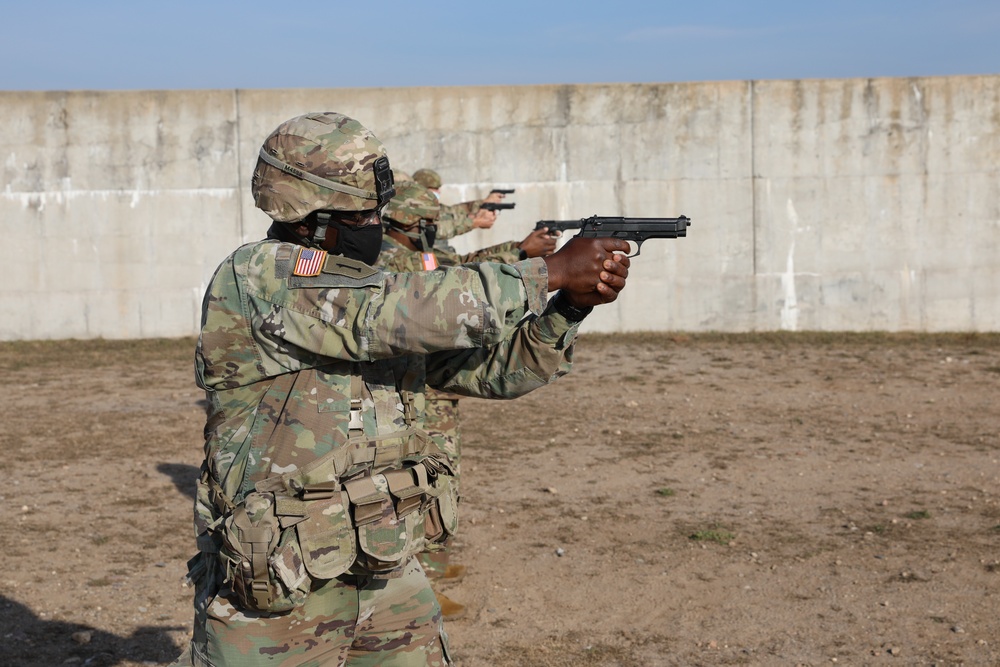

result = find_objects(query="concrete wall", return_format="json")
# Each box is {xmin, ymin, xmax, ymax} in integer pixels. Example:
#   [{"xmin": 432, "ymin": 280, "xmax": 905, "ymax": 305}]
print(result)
[{"xmin": 2, "ymin": 76, "xmax": 998, "ymax": 340}]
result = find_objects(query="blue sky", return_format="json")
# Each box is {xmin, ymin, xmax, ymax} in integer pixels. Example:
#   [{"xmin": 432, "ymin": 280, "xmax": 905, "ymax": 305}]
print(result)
[{"xmin": 3, "ymin": 1, "xmax": 998, "ymax": 91}]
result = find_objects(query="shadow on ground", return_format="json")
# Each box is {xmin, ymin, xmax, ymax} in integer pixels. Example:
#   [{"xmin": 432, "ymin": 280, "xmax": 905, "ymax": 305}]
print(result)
[
  {"xmin": 0, "ymin": 596, "xmax": 185, "ymax": 666},
  {"xmin": 156, "ymin": 463, "xmax": 199, "ymax": 502}
]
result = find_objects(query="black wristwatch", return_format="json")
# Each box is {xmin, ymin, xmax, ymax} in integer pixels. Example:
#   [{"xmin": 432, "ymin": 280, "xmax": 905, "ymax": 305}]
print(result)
[{"xmin": 551, "ymin": 293, "xmax": 593, "ymax": 322}]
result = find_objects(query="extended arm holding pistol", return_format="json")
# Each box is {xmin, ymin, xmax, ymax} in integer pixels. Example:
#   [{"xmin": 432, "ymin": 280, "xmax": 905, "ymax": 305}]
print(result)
[{"xmin": 534, "ymin": 215, "xmax": 691, "ymax": 256}]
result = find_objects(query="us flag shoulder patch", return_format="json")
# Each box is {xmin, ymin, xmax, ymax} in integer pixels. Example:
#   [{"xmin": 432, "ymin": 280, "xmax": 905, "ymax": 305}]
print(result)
[
  {"xmin": 421, "ymin": 252, "xmax": 439, "ymax": 271},
  {"xmin": 293, "ymin": 247, "xmax": 326, "ymax": 277}
]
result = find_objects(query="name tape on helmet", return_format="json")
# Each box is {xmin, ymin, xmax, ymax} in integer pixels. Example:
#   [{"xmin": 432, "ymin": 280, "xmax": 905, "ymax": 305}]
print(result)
[{"xmin": 258, "ymin": 148, "xmax": 377, "ymax": 202}]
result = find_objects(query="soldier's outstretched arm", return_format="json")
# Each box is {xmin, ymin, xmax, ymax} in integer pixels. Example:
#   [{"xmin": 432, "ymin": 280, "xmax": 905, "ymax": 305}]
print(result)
[
  {"xmin": 424, "ymin": 237, "xmax": 632, "ymax": 399},
  {"xmin": 200, "ymin": 239, "xmax": 628, "ymax": 389}
]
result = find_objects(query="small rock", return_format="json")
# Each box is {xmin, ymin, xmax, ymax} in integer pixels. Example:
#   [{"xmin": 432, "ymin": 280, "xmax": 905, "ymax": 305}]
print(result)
[
  {"xmin": 952, "ymin": 625, "xmax": 965, "ymax": 634},
  {"xmin": 545, "ymin": 487, "xmax": 558, "ymax": 494},
  {"xmin": 889, "ymin": 646, "xmax": 900, "ymax": 656},
  {"xmin": 555, "ymin": 548, "xmax": 565, "ymax": 557},
  {"xmin": 71, "ymin": 631, "xmax": 92, "ymax": 645}
]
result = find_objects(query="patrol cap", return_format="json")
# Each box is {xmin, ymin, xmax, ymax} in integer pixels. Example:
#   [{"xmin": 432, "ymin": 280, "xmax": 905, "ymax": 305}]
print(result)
[
  {"xmin": 412, "ymin": 168, "xmax": 442, "ymax": 190},
  {"xmin": 252, "ymin": 112, "xmax": 395, "ymax": 223},
  {"xmin": 384, "ymin": 181, "xmax": 441, "ymax": 227}
]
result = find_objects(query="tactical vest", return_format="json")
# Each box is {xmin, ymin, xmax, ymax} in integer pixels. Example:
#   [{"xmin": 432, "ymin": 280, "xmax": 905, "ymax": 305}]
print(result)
[{"xmin": 198, "ymin": 359, "xmax": 459, "ymax": 613}]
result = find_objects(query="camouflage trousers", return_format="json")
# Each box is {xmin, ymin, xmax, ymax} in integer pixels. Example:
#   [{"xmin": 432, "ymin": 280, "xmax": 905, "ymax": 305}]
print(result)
[
  {"xmin": 184, "ymin": 558, "xmax": 450, "ymax": 667},
  {"xmin": 419, "ymin": 395, "xmax": 461, "ymax": 578}
]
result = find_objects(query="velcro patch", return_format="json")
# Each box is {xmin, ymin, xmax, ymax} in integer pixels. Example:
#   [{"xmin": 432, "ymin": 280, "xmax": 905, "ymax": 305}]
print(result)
[
  {"xmin": 293, "ymin": 248, "xmax": 326, "ymax": 277},
  {"xmin": 421, "ymin": 252, "xmax": 439, "ymax": 270},
  {"xmin": 322, "ymin": 255, "xmax": 379, "ymax": 280}
]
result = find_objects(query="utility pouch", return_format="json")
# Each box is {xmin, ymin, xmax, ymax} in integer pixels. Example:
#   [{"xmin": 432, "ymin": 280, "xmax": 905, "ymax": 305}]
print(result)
[
  {"xmin": 217, "ymin": 492, "xmax": 310, "ymax": 613},
  {"xmin": 345, "ymin": 473, "xmax": 426, "ymax": 577},
  {"xmin": 421, "ymin": 456, "xmax": 459, "ymax": 544},
  {"xmin": 294, "ymin": 490, "xmax": 356, "ymax": 581}
]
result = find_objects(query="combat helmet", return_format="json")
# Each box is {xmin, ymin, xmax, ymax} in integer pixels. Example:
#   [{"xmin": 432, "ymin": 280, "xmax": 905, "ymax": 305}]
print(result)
[
  {"xmin": 384, "ymin": 181, "xmax": 440, "ymax": 228},
  {"xmin": 412, "ymin": 168, "xmax": 442, "ymax": 190},
  {"xmin": 252, "ymin": 112, "xmax": 395, "ymax": 223}
]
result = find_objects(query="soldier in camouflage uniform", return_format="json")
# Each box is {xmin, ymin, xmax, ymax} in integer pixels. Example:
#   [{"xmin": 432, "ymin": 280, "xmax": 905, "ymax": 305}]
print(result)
[
  {"xmin": 175, "ymin": 112, "xmax": 631, "ymax": 667},
  {"xmin": 412, "ymin": 167, "xmax": 508, "ymax": 243},
  {"xmin": 378, "ymin": 181, "xmax": 553, "ymax": 271},
  {"xmin": 374, "ymin": 182, "xmax": 556, "ymax": 620}
]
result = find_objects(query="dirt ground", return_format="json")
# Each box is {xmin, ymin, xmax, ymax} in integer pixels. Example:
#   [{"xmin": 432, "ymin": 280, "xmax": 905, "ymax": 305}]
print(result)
[{"xmin": 2, "ymin": 333, "xmax": 1000, "ymax": 667}]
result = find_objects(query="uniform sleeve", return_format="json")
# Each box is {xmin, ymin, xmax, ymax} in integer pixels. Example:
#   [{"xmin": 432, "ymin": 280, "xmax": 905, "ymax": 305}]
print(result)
[
  {"xmin": 435, "ymin": 209, "xmax": 474, "ymax": 240},
  {"xmin": 423, "ymin": 298, "xmax": 582, "ymax": 399},
  {"xmin": 238, "ymin": 243, "xmax": 551, "ymax": 376},
  {"xmin": 370, "ymin": 242, "xmax": 577, "ymax": 397},
  {"xmin": 199, "ymin": 241, "xmax": 581, "ymax": 401},
  {"xmin": 374, "ymin": 241, "xmax": 424, "ymax": 273},
  {"xmin": 365, "ymin": 259, "xmax": 550, "ymax": 357},
  {"xmin": 435, "ymin": 200, "xmax": 481, "ymax": 240},
  {"xmin": 459, "ymin": 241, "xmax": 522, "ymax": 264}
]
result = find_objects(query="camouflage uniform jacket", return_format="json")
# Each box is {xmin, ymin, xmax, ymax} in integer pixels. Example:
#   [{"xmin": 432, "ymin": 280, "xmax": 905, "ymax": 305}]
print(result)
[
  {"xmin": 436, "ymin": 200, "xmax": 482, "ymax": 240},
  {"xmin": 376, "ymin": 235, "xmax": 524, "ymax": 406},
  {"xmin": 194, "ymin": 237, "xmax": 580, "ymax": 543},
  {"xmin": 378, "ymin": 233, "xmax": 522, "ymax": 273}
]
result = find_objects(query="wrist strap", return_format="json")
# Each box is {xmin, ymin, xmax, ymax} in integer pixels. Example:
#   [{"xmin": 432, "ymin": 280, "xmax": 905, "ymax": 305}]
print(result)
[{"xmin": 551, "ymin": 293, "xmax": 593, "ymax": 322}]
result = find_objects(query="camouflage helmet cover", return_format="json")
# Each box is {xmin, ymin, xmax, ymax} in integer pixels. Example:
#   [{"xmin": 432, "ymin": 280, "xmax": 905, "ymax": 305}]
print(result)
[
  {"xmin": 385, "ymin": 181, "xmax": 441, "ymax": 227},
  {"xmin": 252, "ymin": 112, "xmax": 394, "ymax": 222},
  {"xmin": 412, "ymin": 168, "xmax": 442, "ymax": 190}
]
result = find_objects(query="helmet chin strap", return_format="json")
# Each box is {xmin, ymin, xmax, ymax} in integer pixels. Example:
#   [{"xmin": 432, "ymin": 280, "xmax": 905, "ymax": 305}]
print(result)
[
  {"xmin": 312, "ymin": 212, "xmax": 330, "ymax": 247},
  {"xmin": 394, "ymin": 223, "xmax": 431, "ymax": 250},
  {"xmin": 290, "ymin": 212, "xmax": 330, "ymax": 250}
]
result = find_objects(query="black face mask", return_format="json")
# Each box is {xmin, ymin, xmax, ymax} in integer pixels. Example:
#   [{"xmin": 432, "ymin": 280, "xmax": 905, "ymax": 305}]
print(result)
[{"xmin": 328, "ymin": 219, "xmax": 383, "ymax": 266}]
